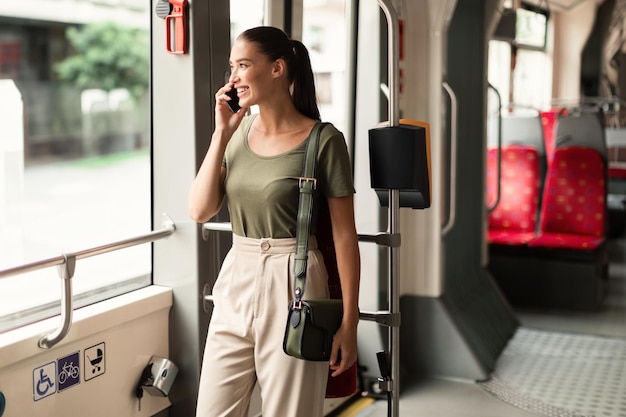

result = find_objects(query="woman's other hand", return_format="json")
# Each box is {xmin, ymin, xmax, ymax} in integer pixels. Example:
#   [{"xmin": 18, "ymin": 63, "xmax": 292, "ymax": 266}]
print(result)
[{"xmin": 329, "ymin": 317, "xmax": 358, "ymax": 377}]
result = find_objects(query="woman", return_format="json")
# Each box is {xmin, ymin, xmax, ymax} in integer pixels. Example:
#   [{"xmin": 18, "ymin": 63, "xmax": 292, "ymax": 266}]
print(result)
[{"xmin": 189, "ymin": 26, "xmax": 360, "ymax": 417}]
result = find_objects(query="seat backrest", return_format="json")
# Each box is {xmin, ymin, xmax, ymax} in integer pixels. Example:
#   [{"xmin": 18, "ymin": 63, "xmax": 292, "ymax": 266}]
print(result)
[
  {"xmin": 540, "ymin": 109, "xmax": 561, "ymax": 166},
  {"xmin": 554, "ymin": 113, "xmax": 607, "ymax": 161},
  {"xmin": 488, "ymin": 112, "xmax": 546, "ymax": 156},
  {"xmin": 489, "ymin": 112, "xmax": 548, "ymax": 195},
  {"xmin": 539, "ymin": 146, "xmax": 606, "ymax": 237},
  {"xmin": 487, "ymin": 145, "xmax": 540, "ymax": 233}
]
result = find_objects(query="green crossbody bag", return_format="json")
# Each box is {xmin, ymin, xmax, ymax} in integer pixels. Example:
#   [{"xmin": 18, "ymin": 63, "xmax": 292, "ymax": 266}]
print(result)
[{"xmin": 282, "ymin": 122, "xmax": 344, "ymax": 362}]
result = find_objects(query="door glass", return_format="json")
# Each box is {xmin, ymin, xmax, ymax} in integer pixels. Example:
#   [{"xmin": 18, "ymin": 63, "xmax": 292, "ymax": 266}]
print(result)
[
  {"xmin": 228, "ymin": 0, "xmax": 350, "ymax": 133},
  {"xmin": 230, "ymin": 1, "xmax": 266, "ymax": 43},
  {"xmin": 303, "ymin": 0, "xmax": 349, "ymax": 133}
]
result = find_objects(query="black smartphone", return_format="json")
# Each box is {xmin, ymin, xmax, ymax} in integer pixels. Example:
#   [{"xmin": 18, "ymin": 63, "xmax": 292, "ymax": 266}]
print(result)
[{"xmin": 225, "ymin": 87, "xmax": 241, "ymax": 113}]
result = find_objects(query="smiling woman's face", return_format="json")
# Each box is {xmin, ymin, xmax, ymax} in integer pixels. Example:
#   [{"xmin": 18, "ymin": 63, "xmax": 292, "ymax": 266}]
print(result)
[{"xmin": 228, "ymin": 39, "xmax": 285, "ymax": 109}]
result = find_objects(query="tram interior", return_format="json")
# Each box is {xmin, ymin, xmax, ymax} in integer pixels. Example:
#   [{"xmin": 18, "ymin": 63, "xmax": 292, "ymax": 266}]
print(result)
[{"xmin": 1, "ymin": 0, "xmax": 626, "ymax": 417}]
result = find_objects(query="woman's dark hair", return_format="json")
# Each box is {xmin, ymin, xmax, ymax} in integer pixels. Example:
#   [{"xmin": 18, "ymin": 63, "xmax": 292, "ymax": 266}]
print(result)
[{"xmin": 239, "ymin": 26, "xmax": 320, "ymax": 121}]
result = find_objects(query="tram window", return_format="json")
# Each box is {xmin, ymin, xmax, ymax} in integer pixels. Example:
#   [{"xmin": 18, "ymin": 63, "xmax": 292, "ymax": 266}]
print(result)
[
  {"xmin": 513, "ymin": 48, "xmax": 550, "ymax": 109},
  {"xmin": 0, "ymin": 2, "xmax": 150, "ymax": 332},
  {"xmin": 494, "ymin": 3, "xmax": 549, "ymax": 49},
  {"xmin": 489, "ymin": 41, "xmax": 550, "ymax": 110},
  {"xmin": 515, "ymin": 6, "xmax": 548, "ymax": 49},
  {"xmin": 488, "ymin": 40, "xmax": 512, "ymax": 107},
  {"xmin": 489, "ymin": 4, "xmax": 550, "ymax": 110}
]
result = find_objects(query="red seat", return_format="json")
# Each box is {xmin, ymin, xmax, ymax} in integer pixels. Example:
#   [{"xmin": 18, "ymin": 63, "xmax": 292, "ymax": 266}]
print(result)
[
  {"xmin": 486, "ymin": 145, "xmax": 540, "ymax": 245},
  {"xmin": 528, "ymin": 146, "xmax": 606, "ymax": 250},
  {"xmin": 608, "ymin": 165, "xmax": 626, "ymax": 180}
]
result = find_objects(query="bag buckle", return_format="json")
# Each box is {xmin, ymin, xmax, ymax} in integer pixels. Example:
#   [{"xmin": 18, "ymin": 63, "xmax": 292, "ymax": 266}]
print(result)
[
  {"xmin": 298, "ymin": 177, "xmax": 317, "ymax": 190},
  {"xmin": 292, "ymin": 300, "xmax": 303, "ymax": 310}
]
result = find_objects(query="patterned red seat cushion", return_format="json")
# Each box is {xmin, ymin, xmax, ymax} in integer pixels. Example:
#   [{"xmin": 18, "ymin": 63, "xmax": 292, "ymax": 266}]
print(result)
[
  {"xmin": 488, "ymin": 230, "xmax": 537, "ymax": 245},
  {"xmin": 527, "ymin": 232, "xmax": 604, "ymax": 250},
  {"xmin": 486, "ymin": 146, "xmax": 540, "ymax": 244},
  {"xmin": 529, "ymin": 146, "xmax": 605, "ymax": 249}
]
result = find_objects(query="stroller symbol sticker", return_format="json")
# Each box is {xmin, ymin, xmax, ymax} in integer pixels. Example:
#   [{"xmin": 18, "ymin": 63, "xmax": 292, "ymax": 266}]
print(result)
[{"xmin": 84, "ymin": 343, "xmax": 105, "ymax": 381}]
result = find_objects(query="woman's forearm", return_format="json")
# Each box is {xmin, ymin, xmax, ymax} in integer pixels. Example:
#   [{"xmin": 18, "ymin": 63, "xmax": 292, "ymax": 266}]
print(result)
[
  {"xmin": 188, "ymin": 129, "xmax": 229, "ymax": 223},
  {"xmin": 327, "ymin": 195, "xmax": 361, "ymax": 325},
  {"xmin": 335, "ymin": 233, "xmax": 361, "ymax": 325}
]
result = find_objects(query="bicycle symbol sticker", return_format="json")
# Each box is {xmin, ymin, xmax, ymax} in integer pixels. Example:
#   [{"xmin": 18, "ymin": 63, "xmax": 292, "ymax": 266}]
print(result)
[
  {"xmin": 57, "ymin": 352, "xmax": 80, "ymax": 392},
  {"xmin": 84, "ymin": 342, "xmax": 105, "ymax": 381},
  {"xmin": 33, "ymin": 362, "xmax": 56, "ymax": 401}
]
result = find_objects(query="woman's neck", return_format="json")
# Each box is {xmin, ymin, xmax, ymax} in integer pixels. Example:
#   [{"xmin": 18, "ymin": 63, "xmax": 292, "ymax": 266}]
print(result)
[
  {"xmin": 247, "ymin": 103, "xmax": 316, "ymax": 157},
  {"xmin": 254, "ymin": 97, "xmax": 310, "ymax": 134}
]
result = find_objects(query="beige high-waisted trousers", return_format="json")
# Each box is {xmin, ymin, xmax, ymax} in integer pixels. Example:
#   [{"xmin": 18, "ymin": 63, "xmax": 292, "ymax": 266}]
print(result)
[{"xmin": 196, "ymin": 234, "xmax": 330, "ymax": 417}]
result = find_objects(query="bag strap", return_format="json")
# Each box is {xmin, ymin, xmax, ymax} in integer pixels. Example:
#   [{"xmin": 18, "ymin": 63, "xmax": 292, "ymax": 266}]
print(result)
[{"xmin": 293, "ymin": 122, "xmax": 327, "ymax": 305}]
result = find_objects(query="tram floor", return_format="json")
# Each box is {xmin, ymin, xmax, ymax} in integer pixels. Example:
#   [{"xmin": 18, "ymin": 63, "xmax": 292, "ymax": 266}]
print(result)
[
  {"xmin": 334, "ymin": 238, "xmax": 626, "ymax": 417},
  {"xmin": 334, "ymin": 324, "xmax": 626, "ymax": 417},
  {"xmin": 330, "ymin": 377, "xmax": 538, "ymax": 417},
  {"xmin": 515, "ymin": 241, "xmax": 626, "ymax": 339}
]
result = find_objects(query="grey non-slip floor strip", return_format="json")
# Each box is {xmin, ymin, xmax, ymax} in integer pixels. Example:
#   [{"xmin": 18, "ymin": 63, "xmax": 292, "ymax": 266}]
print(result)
[
  {"xmin": 480, "ymin": 374, "xmax": 593, "ymax": 417},
  {"xmin": 479, "ymin": 328, "xmax": 626, "ymax": 417}
]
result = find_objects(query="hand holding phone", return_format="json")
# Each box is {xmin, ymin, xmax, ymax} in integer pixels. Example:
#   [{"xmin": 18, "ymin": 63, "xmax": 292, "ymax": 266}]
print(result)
[{"xmin": 225, "ymin": 87, "xmax": 241, "ymax": 113}]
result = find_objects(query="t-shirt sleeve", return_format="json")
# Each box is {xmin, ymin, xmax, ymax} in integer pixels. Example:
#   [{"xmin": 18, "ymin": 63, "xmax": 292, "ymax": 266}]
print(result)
[{"xmin": 317, "ymin": 124, "xmax": 355, "ymax": 198}]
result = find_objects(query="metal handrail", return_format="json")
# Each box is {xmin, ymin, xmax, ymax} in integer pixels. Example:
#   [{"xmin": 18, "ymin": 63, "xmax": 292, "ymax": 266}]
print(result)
[
  {"xmin": 0, "ymin": 213, "xmax": 176, "ymax": 349},
  {"xmin": 203, "ymin": 222, "xmax": 400, "ymax": 247},
  {"xmin": 442, "ymin": 82, "xmax": 458, "ymax": 237},
  {"xmin": 374, "ymin": 2, "xmax": 401, "ymax": 413},
  {"xmin": 202, "ymin": 221, "xmax": 400, "ymax": 324},
  {"xmin": 487, "ymin": 82, "xmax": 503, "ymax": 214},
  {"xmin": 379, "ymin": 0, "xmax": 400, "ymax": 127}
]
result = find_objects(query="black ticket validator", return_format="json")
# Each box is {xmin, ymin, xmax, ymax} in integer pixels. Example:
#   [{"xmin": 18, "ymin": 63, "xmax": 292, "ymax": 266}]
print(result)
[{"xmin": 369, "ymin": 120, "xmax": 431, "ymax": 209}]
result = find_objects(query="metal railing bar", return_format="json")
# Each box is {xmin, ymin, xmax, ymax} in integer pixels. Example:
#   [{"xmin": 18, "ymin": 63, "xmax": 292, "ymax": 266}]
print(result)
[
  {"xmin": 39, "ymin": 254, "xmax": 75, "ymax": 349},
  {"xmin": 202, "ymin": 221, "xmax": 232, "ymax": 238},
  {"xmin": 0, "ymin": 213, "xmax": 175, "ymax": 350},
  {"xmin": 203, "ymin": 292, "xmax": 398, "ymax": 327},
  {"xmin": 202, "ymin": 221, "xmax": 402, "ymax": 327},
  {"xmin": 201, "ymin": 223, "xmax": 401, "ymax": 318},
  {"xmin": 202, "ymin": 222, "xmax": 233, "ymax": 232},
  {"xmin": 203, "ymin": 222, "xmax": 398, "ymax": 247},
  {"xmin": 357, "ymin": 233, "xmax": 401, "ymax": 247},
  {"xmin": 0, "ymin": 213, "xmax": 176, "ymax": 280}
]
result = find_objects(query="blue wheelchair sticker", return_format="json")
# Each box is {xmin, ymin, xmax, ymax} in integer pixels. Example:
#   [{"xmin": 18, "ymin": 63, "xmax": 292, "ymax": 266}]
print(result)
[{"xmin": 33, "ymin": 362, "xmax": 56, "ymax": 401}]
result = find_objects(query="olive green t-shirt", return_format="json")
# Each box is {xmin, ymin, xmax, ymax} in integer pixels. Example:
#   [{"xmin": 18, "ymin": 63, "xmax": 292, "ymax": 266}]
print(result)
[{"xmin": 223, "ymin": 115, "xmax": 355, "ymax": 238}]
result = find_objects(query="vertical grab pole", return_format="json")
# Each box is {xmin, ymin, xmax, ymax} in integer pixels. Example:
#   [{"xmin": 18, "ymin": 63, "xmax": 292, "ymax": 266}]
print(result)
[
  {"xmin": 377, "ymin": 1, "xmax": 401, "ymax": 416},
  {"xmin": 378, "ymin": 0, "xmax": 400, "ymax": 127}
]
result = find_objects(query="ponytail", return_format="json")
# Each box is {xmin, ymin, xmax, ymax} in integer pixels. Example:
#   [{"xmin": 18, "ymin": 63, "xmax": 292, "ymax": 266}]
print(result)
[
  {"xmin": 239, "ymin": 27, "xmax": 320, "ymax": 120},
  {"xmin": 290, "ymin": 40, "xmax": 320, "ymax": 121}
]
